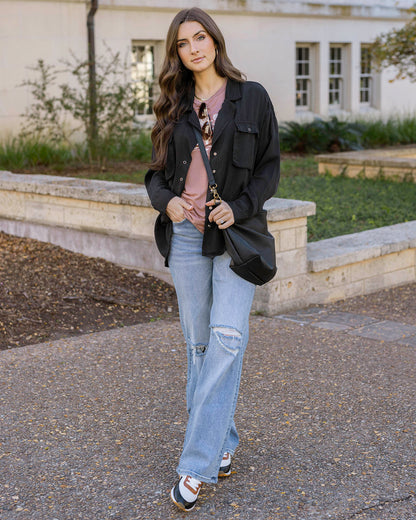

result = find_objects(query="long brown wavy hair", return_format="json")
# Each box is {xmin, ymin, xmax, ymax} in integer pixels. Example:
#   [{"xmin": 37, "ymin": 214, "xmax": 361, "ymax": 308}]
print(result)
[{"xmin": 150, "ymin": 7, "xmax": 245, "ymax": 170}]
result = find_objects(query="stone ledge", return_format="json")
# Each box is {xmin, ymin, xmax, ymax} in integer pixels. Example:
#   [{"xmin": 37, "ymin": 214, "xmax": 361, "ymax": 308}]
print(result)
[
  {"xmin": 265, "ymin": 198, "xmax": 316, "ymax": 221},
  {"xmin": 316, "ymin": 146, "xmax": 416, "ymax": 170},
  {"xmin": 308, "ymin": 221, "xmax": 416, "ymax": 273},
  {"xmin": 0, "ymin": 172, "xmax": 316, "ymax": 222},
  {"xmin": 0, "ymin": 171, "xmax": 152, "ymax": 207}
]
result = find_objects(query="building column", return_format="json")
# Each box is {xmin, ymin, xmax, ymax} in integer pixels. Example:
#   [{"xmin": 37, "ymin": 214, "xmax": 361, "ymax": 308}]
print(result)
[
  {"xmin": 316, "ymin": 40, "xmax": 329, "ymax": 117},
  {"xmin": 349, "ymin": 40, "xmax": 361, "ymax": 114}
]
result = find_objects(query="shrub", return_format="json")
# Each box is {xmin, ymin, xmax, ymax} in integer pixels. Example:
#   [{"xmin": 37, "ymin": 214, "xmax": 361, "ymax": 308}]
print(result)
[
  {"xmin": 20, "ymin": 48, "xmax": 141, "ymax": 167},
  {"xmin": 279, "ymin": 115, "xmax": 416, "ymax": 154}
]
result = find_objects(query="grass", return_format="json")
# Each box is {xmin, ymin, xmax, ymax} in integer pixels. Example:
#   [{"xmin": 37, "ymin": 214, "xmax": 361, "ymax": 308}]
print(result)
[
  {"xmin": 0, "ymin": 137, "xmax": 77, "ymax": 170},
  {"xmin": 277, "ymin": 156, "xmax": 416, "ymax": 241},
  {"xmin": 0, "ymin": 133, "xmax": 152, "ymax": 171}
]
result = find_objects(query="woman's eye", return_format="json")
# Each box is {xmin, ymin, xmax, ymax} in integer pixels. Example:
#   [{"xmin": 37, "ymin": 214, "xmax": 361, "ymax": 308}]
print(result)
[
  {"xmin": 178, "ymin": 42, "xmax": 186, "ymax": 48},
  {"xmin": 197, "ymin": 35, "xmax": 205, "ymax": 41}
]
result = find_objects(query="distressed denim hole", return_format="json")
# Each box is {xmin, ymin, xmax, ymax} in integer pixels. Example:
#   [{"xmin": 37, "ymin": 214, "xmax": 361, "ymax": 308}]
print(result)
[
  {"xmin": 189, "ymin": 342, "xmax": 208, "ymax": 364},
  {"xmin": 212, "ymin": 326, "xmax": 242, "ymax": 356},
  {"xmin": 195, "ymin": 345, "xmax": 207, "ymax": 355}
]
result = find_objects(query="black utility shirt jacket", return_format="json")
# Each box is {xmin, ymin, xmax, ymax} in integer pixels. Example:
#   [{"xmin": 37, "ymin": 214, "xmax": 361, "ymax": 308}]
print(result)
[{"xmin": 145, "ymin": 79, "xmax": 280, "ymax": 266}]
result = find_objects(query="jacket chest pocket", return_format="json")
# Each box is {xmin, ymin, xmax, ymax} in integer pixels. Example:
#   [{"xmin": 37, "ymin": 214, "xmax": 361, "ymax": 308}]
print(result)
[{"xmin": 233, "ymin": 121, "xmax": 258, "ymax": 170}]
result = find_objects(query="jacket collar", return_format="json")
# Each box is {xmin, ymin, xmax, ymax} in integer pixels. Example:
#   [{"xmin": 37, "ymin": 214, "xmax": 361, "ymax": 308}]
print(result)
[{"xmin": 184, "ymin": 78, "xmax": 242, "ymax": 147}]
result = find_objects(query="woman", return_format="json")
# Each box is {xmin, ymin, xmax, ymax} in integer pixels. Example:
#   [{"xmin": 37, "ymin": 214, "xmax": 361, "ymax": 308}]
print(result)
[{"xmin": 145, "ymin": 7, "xmax": 280, "ymax": 512}]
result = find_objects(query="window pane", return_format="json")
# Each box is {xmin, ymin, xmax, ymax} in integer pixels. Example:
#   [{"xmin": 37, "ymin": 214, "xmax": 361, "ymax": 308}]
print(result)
[
  {"xmin": 360, "ymin": 46, "xmax": 372, "ymax": 104},
  {"xmin": 131, "ymin": 44, "xmax": 156, "ymax": 115},
  {"xmin": 296, "ymin": 45, "xmax": 312, "ymax": 109}
]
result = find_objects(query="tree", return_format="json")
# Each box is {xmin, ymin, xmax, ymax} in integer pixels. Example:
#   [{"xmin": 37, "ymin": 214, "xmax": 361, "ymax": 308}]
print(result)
[
  {"xmin": 20, "ymin": 48, "xmax": 140, "ymax": 166},
  {"xmin": 370, "ymin": 6, "xmax": 416, "ymax": 82}
]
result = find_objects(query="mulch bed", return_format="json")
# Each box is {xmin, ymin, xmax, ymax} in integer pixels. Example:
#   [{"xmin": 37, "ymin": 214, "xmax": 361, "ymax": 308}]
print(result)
[{"xmin": 0, "ymin": 232, "xmax": 179, "ymax": 350}]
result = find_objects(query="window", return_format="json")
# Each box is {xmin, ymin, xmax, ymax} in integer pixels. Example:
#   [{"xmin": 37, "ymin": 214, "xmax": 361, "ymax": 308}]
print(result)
[
  {"xmin": 329, "ymin": 46, "xmax": 343, "ymax": 107},
  {"xmin": 131, "ymin": 43, "xmax": 157, "ymax": 116},
  {"xmin": 296, "ymin": 45, "xmax": 312, "ymax": 110},
  {"xmin": 360, "ymin": 45, "xmax": 372, "ymax": 105}
]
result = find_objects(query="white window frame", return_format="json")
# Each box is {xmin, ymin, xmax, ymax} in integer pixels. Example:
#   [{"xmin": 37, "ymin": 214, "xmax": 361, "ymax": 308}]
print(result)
[
  {"xmin": 329, "ymin": 45, "xmax": 345, "ymax": 109},
  {"xmin": 295, "ymin": 44, "xmax": 313, "ymax": 112},
  {"xmin": 131, "ymin": 41, "xmax": 161, "ymax": 120},
  {"xmin": 360, "ymin": 45, "xmax": 372, "ymax": 107}
]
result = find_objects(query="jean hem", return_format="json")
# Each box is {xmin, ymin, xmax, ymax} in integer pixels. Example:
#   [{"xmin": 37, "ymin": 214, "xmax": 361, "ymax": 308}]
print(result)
[
  {"xmin": 177, "ymin": 467, "xmax": 218, "ymax": 485},
  {"xmin": 223, "ymin": 448, "xmax": 236, "ymax": 457}
]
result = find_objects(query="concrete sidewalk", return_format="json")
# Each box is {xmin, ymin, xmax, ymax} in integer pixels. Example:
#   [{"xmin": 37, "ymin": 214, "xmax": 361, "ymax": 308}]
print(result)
[{"xmin": 1, "ymin": 286, "xmax": 415, "ymax": 519}]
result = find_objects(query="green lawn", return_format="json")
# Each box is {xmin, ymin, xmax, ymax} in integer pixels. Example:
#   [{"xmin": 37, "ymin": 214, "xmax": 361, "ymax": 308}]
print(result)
[{"xmin": 277, "ymin": 156, "xmax": 416, "ymax": 241}]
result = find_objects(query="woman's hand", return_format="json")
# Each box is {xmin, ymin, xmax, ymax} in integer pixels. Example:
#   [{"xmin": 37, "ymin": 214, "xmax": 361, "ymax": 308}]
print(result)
[
  {"xmin": 206, "ymin": 200, "xmax": 235, "ymax": 229},
  {"xmin": 166, "ymin": 197, "xmax": 193, "ymax": 222}
]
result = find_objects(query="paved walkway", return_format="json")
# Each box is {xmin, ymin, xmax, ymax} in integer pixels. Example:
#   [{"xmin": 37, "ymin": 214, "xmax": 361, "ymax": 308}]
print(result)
[
  {"xmin": 0, "ymin": 284, "xmax": 415, "ymax": 520},
  {"xmin": 277, "ymin": 307, "xmax": 416, "ymax": 346}
]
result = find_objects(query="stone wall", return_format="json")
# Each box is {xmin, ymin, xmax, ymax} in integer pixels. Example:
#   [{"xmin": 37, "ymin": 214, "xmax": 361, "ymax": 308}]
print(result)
[
  {"xmin": 316, "ymin": 147, "xmax": 416, "ymax": 183},
  {"xmin": 0, "ymin": 171, "xmax": 415, "ymax": 314}
]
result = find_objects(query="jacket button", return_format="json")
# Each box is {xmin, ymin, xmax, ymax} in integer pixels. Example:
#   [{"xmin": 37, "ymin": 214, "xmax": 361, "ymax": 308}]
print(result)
[
  {"xmin": 183, "ymin": 160, "xmax": 187, "ymax": 164},
  {"xmin": 179, "ymin": 177, "xmax": 183, "ymax": 182},
  {"xmin": 207, "ymin": 224, "xmax": 212, "ymax": 229},
  {"xmin": 248, "ymin": 127, "xmax": 252, "ymax": 131},
  {"xmin": 212, "ymin": 169, "xmax": 216, "ymax": 173},
  {"xmin": 213, "ymin": 152, "xmax": 217, "ymax": 156}
]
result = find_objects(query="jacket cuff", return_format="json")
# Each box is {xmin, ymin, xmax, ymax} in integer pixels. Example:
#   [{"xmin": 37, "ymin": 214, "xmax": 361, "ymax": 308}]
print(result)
[
  {"xmin": 227, "ymin": 200, "xmax": 250, "ymax": 223},
  {"xmin": 157, "ymin": 190, "xmax": 177, "ymax": 214}
]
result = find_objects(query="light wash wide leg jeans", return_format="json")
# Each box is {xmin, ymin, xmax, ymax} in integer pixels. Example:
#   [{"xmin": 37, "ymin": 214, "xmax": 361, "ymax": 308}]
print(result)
[{"xmin": 168, "ymin": 219, "xmax": 255, "ymax": 484}]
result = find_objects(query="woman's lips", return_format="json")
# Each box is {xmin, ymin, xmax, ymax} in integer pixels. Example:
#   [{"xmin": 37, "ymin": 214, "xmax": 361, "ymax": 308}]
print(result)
[{"xmin": 192, "ymin": 56, "xmax": 204, "ymax": 63}]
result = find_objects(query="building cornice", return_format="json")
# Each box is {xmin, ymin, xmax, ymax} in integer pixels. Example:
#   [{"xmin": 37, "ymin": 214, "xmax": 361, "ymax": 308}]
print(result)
[{"xmin": 1, "ymin": 0, "xmax": 413, "ymax": 20}]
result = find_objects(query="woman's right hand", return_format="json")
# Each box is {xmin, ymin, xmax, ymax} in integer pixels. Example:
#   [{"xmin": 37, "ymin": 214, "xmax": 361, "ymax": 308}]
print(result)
[{"xmin": 166, "ymin": 197, "xmax": 193, "ymax": 222}]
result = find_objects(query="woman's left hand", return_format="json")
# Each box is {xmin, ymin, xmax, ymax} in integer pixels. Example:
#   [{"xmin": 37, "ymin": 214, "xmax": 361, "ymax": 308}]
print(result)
[{"xmin": 206, "ymin": 200, "xmax": 235, "ymax": 229}]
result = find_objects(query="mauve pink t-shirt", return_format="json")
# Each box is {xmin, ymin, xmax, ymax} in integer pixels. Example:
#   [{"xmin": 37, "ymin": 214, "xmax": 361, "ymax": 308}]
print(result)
[{"xmin": 182, "ymin": 81, "xmax": 227, "ymax": 233}]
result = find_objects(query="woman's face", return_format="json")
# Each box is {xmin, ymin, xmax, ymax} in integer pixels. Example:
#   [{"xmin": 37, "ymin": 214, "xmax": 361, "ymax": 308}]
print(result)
[{"xmin": 176, "ymin": 21, "xmax": 217, "ymax": 75}]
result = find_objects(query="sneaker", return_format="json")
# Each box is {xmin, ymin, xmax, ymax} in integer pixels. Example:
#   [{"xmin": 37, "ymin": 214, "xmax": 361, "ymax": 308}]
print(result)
[
  {"xmin": 218, "ymin": 452, "xmax": 232, "ymax": 478},
  {"xmin": 170, "ymin": 475, "xmax": 202, "ymax": 512}
]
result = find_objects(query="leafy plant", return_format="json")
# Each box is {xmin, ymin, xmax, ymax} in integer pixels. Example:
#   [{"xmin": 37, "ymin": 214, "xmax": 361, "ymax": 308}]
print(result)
[
  {"xmin": 20, "ymin": 47, "xmax": 141, "ymax": 166},
  {"xmin": 280, "ymin": 115, "xmax": 416, "ymax": 154},
  {"xmin": 279, "ymin": 117, "xmax": 363, "ymax": 153},
  {"xmin": 370, "ymin": 6, "xmax": 416, "ymax": 82},
  {"xmin": 313, "ymin": 117, "xmax": 363, "ymax": 152},
  {"xmin": 279, "ymin": 119, "xmax": 327, "ymax": 153},
  {"xmin": 0, "ymin": 132, "xmax": 152, "ymax": 173}
]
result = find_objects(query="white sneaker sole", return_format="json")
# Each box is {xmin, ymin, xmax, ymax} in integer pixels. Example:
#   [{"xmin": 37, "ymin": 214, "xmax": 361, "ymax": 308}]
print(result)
[{"xmin": 170, "ymin": 486, "xmax": 197, "ymax": 512}]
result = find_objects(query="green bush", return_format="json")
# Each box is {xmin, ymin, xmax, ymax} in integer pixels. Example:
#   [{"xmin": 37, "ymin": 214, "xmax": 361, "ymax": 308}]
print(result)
[
  {"xmin": 0, "ymin": 137, "xmax": 79, "ymax": 170},
  {"xmin": 279, "ymin": 120, "xmax": 327, "ymax": 153},
  {"xmin": 0, "ymin": 133, "xmax": 152, "ymax": 171},
  {"xmin": 279, "ymin": 115, "xmax": 416, "ymax": 154},
  {"xmin": 359, "ymin": 115, "xmax": 416, "ymax": 148},
  {"xmin": 20, "ymin": 50, "xmax": 142, "ymax": 167}
]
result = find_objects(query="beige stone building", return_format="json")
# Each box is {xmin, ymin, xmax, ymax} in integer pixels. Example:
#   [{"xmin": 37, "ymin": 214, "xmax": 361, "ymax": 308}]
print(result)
[{"xmin": 1, "ymin": 0, "xmax": 415, "ymax": 136}]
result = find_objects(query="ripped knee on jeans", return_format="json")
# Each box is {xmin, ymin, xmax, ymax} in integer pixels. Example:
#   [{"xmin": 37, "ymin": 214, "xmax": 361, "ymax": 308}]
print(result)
[{"xmin": 212, "ymin": 326, "xmax": 242, "ymax": 355}]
